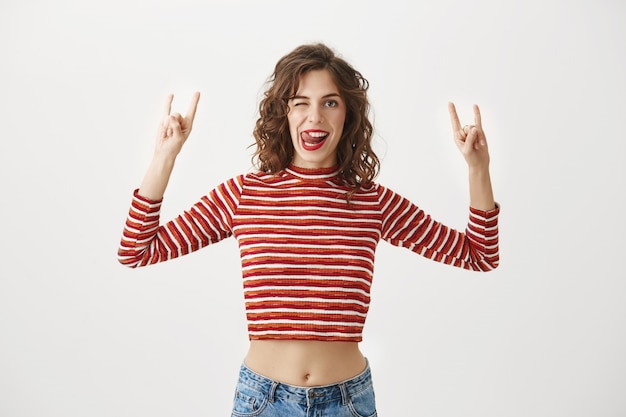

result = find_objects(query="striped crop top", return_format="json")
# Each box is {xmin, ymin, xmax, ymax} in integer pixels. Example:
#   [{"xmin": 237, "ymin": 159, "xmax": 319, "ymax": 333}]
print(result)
[{"xmin": 118, "ymin": 165, "xmax": 500, "ymax": 342}]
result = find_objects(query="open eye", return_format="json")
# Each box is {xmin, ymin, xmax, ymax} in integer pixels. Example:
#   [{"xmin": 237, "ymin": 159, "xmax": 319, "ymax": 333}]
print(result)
[{"xmin": 324, "ymin": 100, "xmax": 338, "ymax": 108}]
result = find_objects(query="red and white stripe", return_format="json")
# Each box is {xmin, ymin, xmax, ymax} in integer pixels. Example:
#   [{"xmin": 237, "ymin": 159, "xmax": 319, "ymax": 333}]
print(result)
[{"xmin": 119, "ymin": 165, "xmax": 499, "ymax": 342}]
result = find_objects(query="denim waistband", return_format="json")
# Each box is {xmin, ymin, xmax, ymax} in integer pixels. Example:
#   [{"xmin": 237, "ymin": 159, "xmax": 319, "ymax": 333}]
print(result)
[{"xmin": 237, "ymin": 359, "xmax": 372, "ymax": 406}]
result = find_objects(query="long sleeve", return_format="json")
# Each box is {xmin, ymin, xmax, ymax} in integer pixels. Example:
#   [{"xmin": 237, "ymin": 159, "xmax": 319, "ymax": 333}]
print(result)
[
  {"xmin": 118, "ymin": 176, "xmax": 244, "ymax": 268},
  {"xmin": 377, "ymin": 185, "xmax": 499, "ymax": 271}
]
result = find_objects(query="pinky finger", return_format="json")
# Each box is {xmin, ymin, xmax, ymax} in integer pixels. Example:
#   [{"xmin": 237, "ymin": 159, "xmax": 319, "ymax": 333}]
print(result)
[{"xmin": 473, "ymin": 104, "xmax": 482, "ymax": 128}]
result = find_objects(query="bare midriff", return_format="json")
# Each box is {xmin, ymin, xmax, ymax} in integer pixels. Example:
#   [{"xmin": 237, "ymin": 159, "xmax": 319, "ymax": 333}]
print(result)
[{"xmin": 244, "ymin": 340, "xmax": 366, "ymax": 387}]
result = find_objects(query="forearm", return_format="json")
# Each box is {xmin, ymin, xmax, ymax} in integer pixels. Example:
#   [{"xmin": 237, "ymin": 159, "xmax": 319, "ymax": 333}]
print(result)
[
  {"xmin": 138, "ymin": 154, "xmax": 177, "ymax": 201},
  {"xmin": 468, "ymin": 166, "xmax": 496, "ymax": 211}
]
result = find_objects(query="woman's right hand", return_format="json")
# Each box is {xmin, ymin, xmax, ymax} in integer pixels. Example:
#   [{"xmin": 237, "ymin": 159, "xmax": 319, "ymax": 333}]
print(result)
[
  {"xmin": 155, "ymin": 92, "xmax": 201, "ymax": 158},
  {"xmin": 137, "ymin": 92, "xmax": 201, "ymax": 201}
]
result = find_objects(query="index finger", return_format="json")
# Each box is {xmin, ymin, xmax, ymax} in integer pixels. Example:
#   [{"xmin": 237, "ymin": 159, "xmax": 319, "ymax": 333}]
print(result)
[
  {"xmin": 473, "ymin": 104, "xmax": 482, "ymax": 128},
  {"xmin": 185, "ymin": 91, "xmax": 201, "ymax": 124},
  {"xmin": 448, "ymin": 102, "xmax": 462, "ymax": 131},
  {"xmin": 163, "ymin": 93, "xmax": 174, "ymax": 117}
]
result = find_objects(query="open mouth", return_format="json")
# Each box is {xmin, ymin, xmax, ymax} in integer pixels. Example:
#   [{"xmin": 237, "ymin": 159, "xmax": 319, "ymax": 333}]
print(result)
[{"xmin": 300, "ymin": 130, "xmax": 329, "ymax": 151}]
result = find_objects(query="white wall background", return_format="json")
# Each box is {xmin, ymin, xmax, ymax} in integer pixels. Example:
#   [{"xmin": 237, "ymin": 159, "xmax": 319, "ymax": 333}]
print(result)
[{"xmin": 1, "ymin": 0, "xmax": 624, "ymax": 416}]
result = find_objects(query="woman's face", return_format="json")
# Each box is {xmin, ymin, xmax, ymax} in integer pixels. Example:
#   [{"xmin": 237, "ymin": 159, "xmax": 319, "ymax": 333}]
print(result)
[{"xmin": 287, "ymin": 69, "xmax": 346, "ymax": 169}]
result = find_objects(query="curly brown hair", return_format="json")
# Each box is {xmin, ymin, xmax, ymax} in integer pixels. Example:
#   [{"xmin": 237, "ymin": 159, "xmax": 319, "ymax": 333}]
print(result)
[{"xmin": 252, "ymin": 43, "xmax": 379, "ymax": 197}]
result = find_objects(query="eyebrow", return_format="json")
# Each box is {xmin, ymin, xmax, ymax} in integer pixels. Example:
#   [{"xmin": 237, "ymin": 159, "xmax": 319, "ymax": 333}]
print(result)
[{"xmin": 290, "ymin": 93, "xmax": 341, "ymax": 100}]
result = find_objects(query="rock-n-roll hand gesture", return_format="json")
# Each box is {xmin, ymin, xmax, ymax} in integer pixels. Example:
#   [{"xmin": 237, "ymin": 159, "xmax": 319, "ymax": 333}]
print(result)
[
  {"xmin": 138, "ymin": 92, "xmax": 201, "ymax": 201},
  {"xmin": 155, "ymin": 92, "xmax": 201, "ymax": 159},
  {"xmin": 448, "ymin": 102, "xmax": 490, "ymax": 171},
  {"xmin": 448, "ymin": 102, "xmax": 496, "ymax": 211}
]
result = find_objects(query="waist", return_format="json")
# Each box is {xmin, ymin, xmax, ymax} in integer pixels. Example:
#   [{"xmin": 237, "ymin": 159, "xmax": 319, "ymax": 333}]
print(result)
[
  {"xmin": 236, "ymin": 357, "xmax": 373, "ymax": 405},
  {"xmin": 244, "ymin": 339, "xmax": 366, "ymax": 386}
]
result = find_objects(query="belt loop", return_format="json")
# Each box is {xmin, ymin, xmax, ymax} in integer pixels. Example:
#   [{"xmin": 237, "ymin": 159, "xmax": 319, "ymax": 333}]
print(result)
[
  {"xmin": 268, "ymin": 381, "xmax": 279, "ymax": 403},
  {"xmin": 339, "ymin": 382, "xmax": 350, "ymax": 405}
]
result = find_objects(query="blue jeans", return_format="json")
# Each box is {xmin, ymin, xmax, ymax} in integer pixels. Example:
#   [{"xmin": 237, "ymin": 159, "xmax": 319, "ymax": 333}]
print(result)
[{"xmin": 231, "ymin": 360, "xmax": 377, "ymax": 417}]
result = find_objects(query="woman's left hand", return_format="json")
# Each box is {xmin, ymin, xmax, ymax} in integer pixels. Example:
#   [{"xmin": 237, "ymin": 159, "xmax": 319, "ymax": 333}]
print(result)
[{"xmin": 448, "ymin": 102, "xmax": 490, "ymax": 170}]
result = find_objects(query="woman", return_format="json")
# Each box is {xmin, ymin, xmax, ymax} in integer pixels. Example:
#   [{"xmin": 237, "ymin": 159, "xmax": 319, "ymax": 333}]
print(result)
[{"xmin": 118, "ymin": 43, "xmax": 499, "ymax": 416}]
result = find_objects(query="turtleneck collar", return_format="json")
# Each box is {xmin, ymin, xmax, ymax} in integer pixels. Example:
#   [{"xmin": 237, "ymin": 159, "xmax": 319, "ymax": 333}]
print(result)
[{"xmin": 285, "ymin": 164, "xmax": 340, "ymax": 181}]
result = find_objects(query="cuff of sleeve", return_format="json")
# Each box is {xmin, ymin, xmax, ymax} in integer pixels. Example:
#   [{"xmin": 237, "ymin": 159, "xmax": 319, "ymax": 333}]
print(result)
[
  {"xmin": 470, "ymin": 202, "xmax": 500, "ymax": 218},
  {"xmin": 132, "ymin": 189, "xmax": 163, "ymax": 211}
]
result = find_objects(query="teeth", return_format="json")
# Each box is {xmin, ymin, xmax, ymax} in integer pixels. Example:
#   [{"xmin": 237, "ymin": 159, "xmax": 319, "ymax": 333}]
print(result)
[{"xmin": 308, "ymin": 131, "xmax": 328, "ymax": 138}]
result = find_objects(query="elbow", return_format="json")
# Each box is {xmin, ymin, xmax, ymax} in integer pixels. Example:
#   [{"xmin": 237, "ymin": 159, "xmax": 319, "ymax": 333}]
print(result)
[
  {"xmin": 462, "ymin": 247, "xmax": 499, "ymax": 272},
  {"xmin": 473, "ymin": 256, "xmax": 499, "ymax": 272},
  {"xmin": 117, "ymin": 256, "xmax": 139, "ymax": 269},
  {"xmin": 117, "ymin": 248, "xmax": 141, "ymax": 269},
  {"xmin": 482, "ymin": 260, "xmax": 499, "ymax": 272},
  {"xmin": 472, "ymin": 242, "xmax": 499, "ymax": 272}
]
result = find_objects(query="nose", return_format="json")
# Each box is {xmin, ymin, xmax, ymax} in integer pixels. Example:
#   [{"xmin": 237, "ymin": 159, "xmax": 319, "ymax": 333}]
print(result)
[{"xmin": 308, "ymin": 104, "xmax": 324, "ymax": 123}]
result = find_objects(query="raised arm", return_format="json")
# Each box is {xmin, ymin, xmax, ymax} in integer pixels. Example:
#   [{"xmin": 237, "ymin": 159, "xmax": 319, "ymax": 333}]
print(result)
[
  {"xmin": 138, "ymin": 92, "xmax": 201, "ymax": 200},
  {"xmin": 448, "ymin": 102, "xmax": 496, "ymax": 211}
]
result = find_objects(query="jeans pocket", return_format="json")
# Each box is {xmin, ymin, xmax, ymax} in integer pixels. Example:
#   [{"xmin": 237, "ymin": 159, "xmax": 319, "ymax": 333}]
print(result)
[
  {"xmin": 231, "ymin": 384, "xmax": 269, "ymax": 417},
  {"xmin": 347, "ymin": 385, "xmax": 377, "ymax": 417}
]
